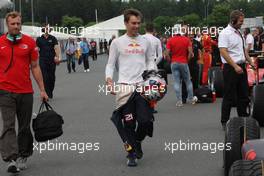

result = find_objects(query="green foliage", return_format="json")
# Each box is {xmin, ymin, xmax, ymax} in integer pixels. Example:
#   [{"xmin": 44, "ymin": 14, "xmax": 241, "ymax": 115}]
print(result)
[
  {"xmin": 61, "ymin": 15, "xmax": 83, "ymax": 28},
  {"xmin": 182, "ymin": 13, "xmax": 201, "ymax": 26},
  {"xmin": 84, "ymin": 22, "xmax": 96, "ymax": 28},
  {"xmin": 207, "ymin": 3, "xmax": 231, "ymax": 27}
]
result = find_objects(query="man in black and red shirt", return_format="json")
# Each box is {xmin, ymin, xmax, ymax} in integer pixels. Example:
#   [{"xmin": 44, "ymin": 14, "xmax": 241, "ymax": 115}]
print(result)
[
  {"xmin": 0, "ymin": 11, "xmax": 48, "ymax": 174},
  {"xmin": 90, "ymin": 39, "xmax": 97, "ymax": 60},
  {"xmin": 37, "ymin": 24, "xmax": 61, "ymax": 99}
]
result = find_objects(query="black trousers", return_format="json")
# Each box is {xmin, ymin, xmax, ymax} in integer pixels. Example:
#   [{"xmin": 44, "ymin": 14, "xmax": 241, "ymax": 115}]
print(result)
[
  {"xmin": 189, "ymin": 63, "xmax": 199, "ymax": 90},
  {"xmin": 182, "ymin": 63, "xmax": 198, "ymax": 103},
  {"xmin": 121, "ymin": 93, "xmax": 154, "ymax": 151},
  {"xmin": 90, "ymin": 50, "xmax": 97, "ymax": 60},
  {"xmin": 40, "ymin": 59, "xmax": 56, "ymax": 98},
  {"xmin": 0, "ymin": 90, "xmax": 33, "ymax": 162},
  {"xmin": 66, "ymin": 54, "xmax": 76, "ymax": 73},
  {"xmin": 221, "ymin": 64, "xmax": 250, "ymax": 123},
  {"xmin": 82, "ymin": 53, "xmax": 89, "ymax": 70}
]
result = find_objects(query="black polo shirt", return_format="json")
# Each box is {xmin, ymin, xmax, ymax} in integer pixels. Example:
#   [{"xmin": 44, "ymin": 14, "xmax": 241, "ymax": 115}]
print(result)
[{"xmin": 36, "ymin": 34, "xmax": 58, "ymax": 61}]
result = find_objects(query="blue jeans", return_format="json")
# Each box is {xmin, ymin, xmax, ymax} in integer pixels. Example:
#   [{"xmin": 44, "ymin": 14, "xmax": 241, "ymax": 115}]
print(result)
[
  {"xmin": 171, "ymin": 63, "xmax": 194, "ymax": 102},
  {"xmin": 66, "ymin": 54, "xmax": 76, "ymax": 73}
]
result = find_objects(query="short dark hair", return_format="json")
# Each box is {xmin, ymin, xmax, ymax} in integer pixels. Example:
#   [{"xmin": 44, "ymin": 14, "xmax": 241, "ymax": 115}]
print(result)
[
  {"xmin": 145, "ymin": 23, "xmax": 154, "ymax": 32},
  {"xmin": 123, "ymin": 9, "xmax": 142, "ymax": 23},
  {"xmin": 245, "ymin": 28, "xmax": 250, "ymax": 35},
  {"xmin": 230, "ymin": 10, "xmax": 244, "ymax": 24},
  {"xmin": 5, "ymin": 11, "xmax": 21, "ymax": 23}
]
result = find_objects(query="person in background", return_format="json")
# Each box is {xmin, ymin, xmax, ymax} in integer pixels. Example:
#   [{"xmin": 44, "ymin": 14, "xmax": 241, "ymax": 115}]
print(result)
[
  {"xmin": 189, "ymin": 32, "xmax": 202, "ymax": 90},
  {"xmin": 37, "ymin": 24, "xmax": 61, "ymax": 99},
  {"xmin": 109, "ymin": 35, "xmax": 116, "ymax": 46},
  {"xmin": 104, "ymin": 39, "xmax": 108, "ymax": 54},
  {"xmin": 90, "ymin": 39, "xmax": 97, "ymax": 61},
  {"xmin": 65, "ymin": 37, "xmax": 77, "ymax": 73},
  {"xmin": 165, "ymin": 25, "xmax": 197, "ymax": 107},
  {"xmin": 143, "ymin": 23, "xmax": 163, "ymax": 113},
  {"xmin": 108, "ymin": 35, "xmax": 116, "ymax": 54},
  {"xmin": 80, "ymin": 37, "xmax": 90, "ymax": 72},
  {"xmin": 99, "ymin": 39, "xmax": 103, "ymax": 54},
  {"xmin": 201, "ymin": 31, "xmax": 213, "ymax": 85},
  {"xmin": 76, "ymin": 38, "xmax": 82, "ymax": 65},
  {"xmin": 244, "ymin": 28, "xmax": 254, "ymax": 53}
]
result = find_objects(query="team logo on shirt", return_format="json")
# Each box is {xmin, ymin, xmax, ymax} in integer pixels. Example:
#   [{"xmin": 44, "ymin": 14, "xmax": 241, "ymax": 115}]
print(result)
[
  {"xmin": 19, "ymin": 44, "xmax": 28, "ymax": 49},
  {"xmin": 125, "ymin": 40, "xmax": 144, "ymax": 54},
  {"xmin": 128, "ymin": 39, "xmax": 141, "ymax": 48}
]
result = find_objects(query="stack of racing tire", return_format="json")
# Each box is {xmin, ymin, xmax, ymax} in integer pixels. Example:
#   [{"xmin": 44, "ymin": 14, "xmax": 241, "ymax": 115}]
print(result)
[
  {"xmin": 223, "ymin": 117, "xmax": 260, "ymax": 176},
  {"xmin": 224, "ymin": 54, "xmax": 264, "ymax": 176}
]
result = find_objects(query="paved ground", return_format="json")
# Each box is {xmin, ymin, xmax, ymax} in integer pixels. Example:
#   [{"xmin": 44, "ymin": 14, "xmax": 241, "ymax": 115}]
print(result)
[{"xmin": 0, "ymin": 54, "xmax": 259, "ymax": 176}]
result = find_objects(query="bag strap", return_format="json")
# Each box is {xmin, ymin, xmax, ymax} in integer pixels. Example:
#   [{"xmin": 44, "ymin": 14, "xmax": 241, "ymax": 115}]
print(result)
[{"xmin": 38, "ymin": 101, "xmax": 53, "ymax": 114}]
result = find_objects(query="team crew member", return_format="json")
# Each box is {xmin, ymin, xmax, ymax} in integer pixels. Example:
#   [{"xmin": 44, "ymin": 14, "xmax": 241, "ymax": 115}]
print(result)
[
  {"xmin": 80, "ymin": 37, "xmax": 90, "ymax": 72},
  {"xmin": 143, "ymin": 23, "xmax": 163, "ymax": 113},
  {"xmin": 244, "ymin": 28, "xmax": 254, "ymax": 53},
  {"xmin": 0, "ymin": 12, "xmax": 48, "ymax": 173},
  {"xmin": 36, "ymin": 24, "xmax": 61, "ymax": 99},
  {"xmin": 105, "ymin": 9, "xmax": 156, "ymax": 167},
  {"xmin": 189, "ymin": 32, "xmax": 203, "ymax": 90},
  {"xmin": 219, "ymin": 10, "xmax": 255, "ymax": 130},
  {"xmin": 90, "ymin": 39, "xmax": 97, "ymax": 60},
  {"xmin": 201, "ymin": 32, "xmax": 213, "ymax": 85}
]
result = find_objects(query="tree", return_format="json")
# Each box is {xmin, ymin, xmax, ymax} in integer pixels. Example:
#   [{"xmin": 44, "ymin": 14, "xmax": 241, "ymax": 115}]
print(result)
[
  {"xmin": 84, "ymin": 22, "xmax": 96, "ymax": 28},
  {"xmin": 182, "ymin": 13, "xmax": 201, "ymax": 26},
  {"xmin": 61, "ymin": 15, "xmax": 83, "ymax": 29},
  {"xmin": 207, "ymin": 3, "xmax": 231, "ymax": 27},
  {"xmin": 153, "ymin": 16, "xmax": 172, "ymax": 34}
]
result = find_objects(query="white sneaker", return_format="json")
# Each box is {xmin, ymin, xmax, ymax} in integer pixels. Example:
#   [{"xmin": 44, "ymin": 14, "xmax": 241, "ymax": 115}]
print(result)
[
  {"xmin": 87, "ymin": 69, "xmax": 90, "ymax": 72},
  {"xmin": 187, "ymin": 96, "xmax": 198, "ymax": 105},
  {"xmin": 17, "ymin": 157, "xmax": 27, "ymax": 170},
  {"xmin": 176, "ymin": 101, "xmax": 183, "ymax": 107},
  {"xmin": 84, "ymin": 70, "xmax": 87, "ymax": 73}
]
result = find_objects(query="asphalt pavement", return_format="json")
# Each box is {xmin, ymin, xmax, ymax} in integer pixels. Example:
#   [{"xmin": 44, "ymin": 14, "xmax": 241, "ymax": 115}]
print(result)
[{"xmin": 0, "ymin": 54, "xmax": 256, "ymax": 176}]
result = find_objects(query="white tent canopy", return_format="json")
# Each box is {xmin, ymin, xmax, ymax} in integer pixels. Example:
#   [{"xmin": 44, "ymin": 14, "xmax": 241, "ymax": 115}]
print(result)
[
  {"xmin": 80, "ymin": 15, "xmax": 125, "ymax": 40},
  {"xmin": 21, "ymin": 25, "xmax": 75, "ymax": 40},
  {"xmin": 0, "ymin": 0, "xmax": 13, "ymax": 9}
]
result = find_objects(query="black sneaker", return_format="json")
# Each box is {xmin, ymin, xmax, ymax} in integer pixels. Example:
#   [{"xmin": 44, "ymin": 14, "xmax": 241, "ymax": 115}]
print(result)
[
  {"xmin": 126, "ymin": 152, "xmax": 137, "ymax": 167},
  {"xmin": 7, "ymin": 160, "xmax": 20, "ymax": 174},
  {"xmin": 135, "ymin": 141, "xmax": 143, "ymax": 159}
]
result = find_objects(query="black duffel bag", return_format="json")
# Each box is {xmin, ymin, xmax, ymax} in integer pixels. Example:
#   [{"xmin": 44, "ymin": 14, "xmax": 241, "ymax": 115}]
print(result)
[
  {"xmin": 194, "ymin": 86, "xmax": 213, "ymax": 103},
  {"xmin": 33, "ymin": 101, "xmax": 64, "ymax": 142}
]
